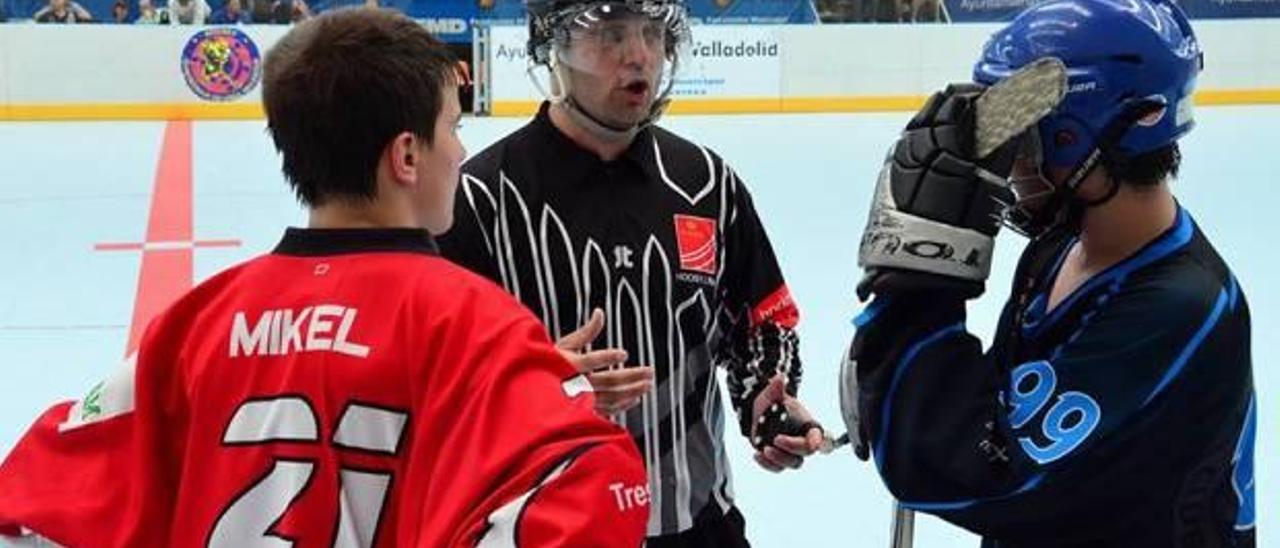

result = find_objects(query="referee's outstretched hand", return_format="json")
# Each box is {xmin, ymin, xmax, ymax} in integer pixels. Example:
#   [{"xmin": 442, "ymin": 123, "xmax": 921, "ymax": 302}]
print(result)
[
  {"xmin": 556, "ymin": 308, "xmax": 655, "ymax": 417},
  {"xmin": 750, "ymin": 375, "xmax": 824, "ymax": 473}
]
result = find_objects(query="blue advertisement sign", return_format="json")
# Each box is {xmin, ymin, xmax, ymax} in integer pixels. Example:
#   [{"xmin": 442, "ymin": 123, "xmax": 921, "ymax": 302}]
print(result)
[{"xmin": 943, "ymin": 0, "xmax": 1280, "ymax": 22}]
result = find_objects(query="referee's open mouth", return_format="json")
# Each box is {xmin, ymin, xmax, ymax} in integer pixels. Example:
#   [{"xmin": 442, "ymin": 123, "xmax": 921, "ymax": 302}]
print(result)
[{"xmin": 620, "ymin": 79, "xmax": 651, "ymax": 106}]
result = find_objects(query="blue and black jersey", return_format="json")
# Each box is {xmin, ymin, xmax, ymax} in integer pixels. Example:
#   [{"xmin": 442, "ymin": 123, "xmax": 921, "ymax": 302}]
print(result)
[{"xmin": 851, "ymin": 206, "xmax": 1256, "ymax": 547}]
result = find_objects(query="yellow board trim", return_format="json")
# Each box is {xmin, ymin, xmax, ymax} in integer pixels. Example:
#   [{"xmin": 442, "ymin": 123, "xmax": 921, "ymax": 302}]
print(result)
[
  {"xmin": 2, "ymin": 102, "xmax": 264, "ymax": 121},
  {"xmin": 1194, "ymin": 89, "xmax": 1280, "ymax": 106},
  {"xmin": 3, "ymin": 89, "xmax": 1279, "ymax": 121},
  {"xmin": 493, "ymin": 89, "xmax": 1280, "ymax": 117}
]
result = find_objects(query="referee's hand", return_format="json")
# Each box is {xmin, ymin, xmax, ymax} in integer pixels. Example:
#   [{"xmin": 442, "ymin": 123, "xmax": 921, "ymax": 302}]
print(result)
[
  {"xmin": 557, "ymin": 309, "xmax": 654, "ymax": 417},
  {"xmin": 750, "ymin": 375, "xmax": 823, "ymax": 473}
]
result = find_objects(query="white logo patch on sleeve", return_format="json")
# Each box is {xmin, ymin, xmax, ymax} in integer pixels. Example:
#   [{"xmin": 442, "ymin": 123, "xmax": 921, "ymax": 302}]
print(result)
[
  {"xmin": 562, "ymin": 374, "xmax": 593, "ymax": 398},
  {"xmin": 59, "ymin": 353, "xmax": 137, "ymax": 433}
]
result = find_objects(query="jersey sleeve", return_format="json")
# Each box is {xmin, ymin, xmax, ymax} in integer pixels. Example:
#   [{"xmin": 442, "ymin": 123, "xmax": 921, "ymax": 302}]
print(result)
[
  {"xmin": 851, "ymin": 269, "xmax": 1249, "ymax": 539},
  {"xmin": 716, "ymin": 173, "xmax": 803, "ymax": 436},
  {"xmin": 403, "ymin": 276, "xmax": 648, "ymax": 547},
  {"xmin": 474, "ymin": 440, "xmax": 651, "ymax": 547},
  {"xmin": 0, "ymin": 313, "xmax": 187, "ymax": 547}
]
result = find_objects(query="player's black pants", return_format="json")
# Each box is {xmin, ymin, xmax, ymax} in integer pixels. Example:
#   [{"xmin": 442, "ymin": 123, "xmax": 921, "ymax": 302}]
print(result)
[{"xmin": 646, "ymin": 503, "xmax": 750, "ymax": 548}]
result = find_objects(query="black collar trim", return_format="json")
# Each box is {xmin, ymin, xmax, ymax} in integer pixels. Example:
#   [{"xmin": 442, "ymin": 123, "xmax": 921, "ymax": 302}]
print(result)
[{"xmin": 273, "ymin": 227, "xmax": 439, "ymax": 257}]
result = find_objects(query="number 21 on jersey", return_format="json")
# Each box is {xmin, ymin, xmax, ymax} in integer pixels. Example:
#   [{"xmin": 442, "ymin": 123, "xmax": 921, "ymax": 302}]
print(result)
[{"xmin": 210, "ymin": 396, "xmax": 408, "ymax": 548}]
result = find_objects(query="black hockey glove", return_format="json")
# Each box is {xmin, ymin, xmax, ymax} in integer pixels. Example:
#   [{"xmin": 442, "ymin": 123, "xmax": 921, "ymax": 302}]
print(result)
[{"xmin": 857, "ymin": 84, "xmax": 1017, "ymax": 301}]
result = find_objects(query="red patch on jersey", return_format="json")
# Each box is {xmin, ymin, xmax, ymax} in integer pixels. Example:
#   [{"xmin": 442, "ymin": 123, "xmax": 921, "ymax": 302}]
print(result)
[
  {"xmin": 674, "ymin": 215, "xmax": 718, "ymax": 274},
  {"xmin": 751, "ymin": 285, "xmax": 799, "ymax": 329}
]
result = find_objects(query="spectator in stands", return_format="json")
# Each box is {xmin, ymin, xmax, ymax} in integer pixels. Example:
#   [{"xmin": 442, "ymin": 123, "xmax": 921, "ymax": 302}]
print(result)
[
  {"xmin": 293, "ymin": 0, "xmax": 312, "ymax": 21},
  {"xmin": 268, "ymin": 0, "xmax": 309, "ymax": 23},
  {"xmin": 363, "ymin": 0, "xmax": 378, "ymax": 7},
  {"xmin": 249, "ymin": 0, "xmax": 272, "ymax": 21},
  {"xmin": 111, "ymin": 0, "xmax": 129, "ymax": 22},
  {"xmin": 815, "ymin": 0, "xmax": 854, "ymax": 23},
  {"xmin": 34, "ymin": 0, "xmax": 94, "ymax": 22},
  {"xmin": 871, "ymin": 0, "xmax": 896, "ymax": 20},
  {"xmin": 211, "ymin": 0, "xmax": 250, "ymax": 23},
  {"xmin": 135, "ymin": 0, "xmax": 166, "ymax": 22},
  {"xmin": 268, "ymin": 0, "xmax": 289, "ymax": 22},
  {"xmin": 169, "ymin": 0, "xmax": 210, "ymax": 23},
  {"xmin": 911, "ymin": 0, "xmax": 940, "ymax": 21}
]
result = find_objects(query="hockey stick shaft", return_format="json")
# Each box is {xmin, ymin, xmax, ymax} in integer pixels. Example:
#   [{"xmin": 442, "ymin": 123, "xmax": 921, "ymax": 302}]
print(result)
[{"xmin": 890, "ymin": 502, "xmax": 915, "ymax": 548}]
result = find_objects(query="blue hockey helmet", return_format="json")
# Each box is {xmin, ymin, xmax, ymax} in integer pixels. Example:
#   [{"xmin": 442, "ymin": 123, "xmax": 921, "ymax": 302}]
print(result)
[{"xmin": 974, "ymin": 0, "xmax": 1203, "ymax": 176}]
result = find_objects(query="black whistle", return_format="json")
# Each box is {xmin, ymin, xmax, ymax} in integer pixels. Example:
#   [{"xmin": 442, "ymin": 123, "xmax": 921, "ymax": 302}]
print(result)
[{"xmin": 752, "ymin": 402, "xmax": 812, "ymax": 450}]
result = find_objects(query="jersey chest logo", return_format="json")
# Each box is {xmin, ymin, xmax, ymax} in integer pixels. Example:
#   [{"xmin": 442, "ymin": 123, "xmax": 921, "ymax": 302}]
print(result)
[{"xmin": 673, "ymin": 215, "xmax": 717, "ymax": 275}]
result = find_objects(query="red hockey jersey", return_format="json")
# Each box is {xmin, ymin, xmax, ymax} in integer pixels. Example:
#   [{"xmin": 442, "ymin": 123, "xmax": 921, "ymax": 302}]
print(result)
[{"xmin": 0, "ymin": 228, "xmax": 649, "ymax": 547}]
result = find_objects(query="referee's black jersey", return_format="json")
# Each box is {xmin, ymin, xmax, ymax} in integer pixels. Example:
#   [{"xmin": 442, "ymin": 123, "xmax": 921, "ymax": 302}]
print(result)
[
  {"xmin": 851, "ymin": 206, "xmax": 1256, "ymax": 547},
  {"xmin": 438, "ymin": 102, "xmax": 802, "ymax": 536}
]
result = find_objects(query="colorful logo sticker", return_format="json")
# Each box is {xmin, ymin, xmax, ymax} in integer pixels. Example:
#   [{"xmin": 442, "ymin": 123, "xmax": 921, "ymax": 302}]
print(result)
[
  {"xmin": 181, "ymin": 28, "xmax": 262, "ymax": 102},
  {"xmin": 674, "ymin": 214, "xmax": 718, "ymax": 274}
]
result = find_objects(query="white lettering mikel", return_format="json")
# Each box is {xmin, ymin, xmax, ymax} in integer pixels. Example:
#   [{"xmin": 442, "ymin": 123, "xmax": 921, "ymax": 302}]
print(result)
[{"xmin": 231, "ymin": 306, "xmax": 371, "ymax": 358}]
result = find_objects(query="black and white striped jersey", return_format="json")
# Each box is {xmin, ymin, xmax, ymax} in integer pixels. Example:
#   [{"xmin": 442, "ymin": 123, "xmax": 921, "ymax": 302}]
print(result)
[{"xmin": 438, "ymin": 103, "xmax": 802, "ymax": 537}]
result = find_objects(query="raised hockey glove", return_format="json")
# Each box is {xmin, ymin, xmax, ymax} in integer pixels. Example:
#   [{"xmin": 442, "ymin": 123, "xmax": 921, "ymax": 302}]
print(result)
[{"xmin": 857, "ymin": 83, "xmax": 1016, "ymax": 300}]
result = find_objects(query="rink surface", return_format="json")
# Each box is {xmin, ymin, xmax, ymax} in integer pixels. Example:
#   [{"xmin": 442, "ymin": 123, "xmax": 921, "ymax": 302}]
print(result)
[{"xmin": 0, "ymin": 106, "xmax": 1274, "ymax": 546}]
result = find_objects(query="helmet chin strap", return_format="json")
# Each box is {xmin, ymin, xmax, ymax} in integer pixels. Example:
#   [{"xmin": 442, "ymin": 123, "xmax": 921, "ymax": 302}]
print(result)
[
  {"xmin": 1007, "ymin": 152, "xmax": 1104, "ymax": 239},
  {"xmin": 545, "ymin": 56, "xmax": 642, "ymax": 144},
  {"xmin": 541, "ymin": 54, "xmax": 676, "ymax": 145},
  {"xmin": 1009, "ymin": 100, "xmax": 1163, "ymax": 238},
  {"xmin": 563, "ymin": 97, "xmax": 643, "ymax": 144}
]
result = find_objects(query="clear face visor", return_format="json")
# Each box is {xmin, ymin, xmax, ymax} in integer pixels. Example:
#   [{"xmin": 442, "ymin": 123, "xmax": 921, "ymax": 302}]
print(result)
[
  {"xmin": 1002, "ymin": 128, "xmax": 1060, "ymax": 236},
  {"xmin": 551, "ymin": 2, "xmax": 688, "ymax": 79},
  {"xmin": 1005, "ymin": 128, "xmax": 1057, "ymax": 198}
]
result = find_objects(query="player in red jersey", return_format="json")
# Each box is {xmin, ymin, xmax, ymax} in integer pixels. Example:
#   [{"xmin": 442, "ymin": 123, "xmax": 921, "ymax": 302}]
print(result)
[{"xmin": 0, "ymin": 8, "xmax": 648, "ymax": 547}]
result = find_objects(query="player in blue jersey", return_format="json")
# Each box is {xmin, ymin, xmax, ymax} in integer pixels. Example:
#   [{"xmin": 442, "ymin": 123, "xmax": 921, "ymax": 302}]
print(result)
[{"xmin": 841, "ymin": 0, "xmax": 1257, "ymax": 545}]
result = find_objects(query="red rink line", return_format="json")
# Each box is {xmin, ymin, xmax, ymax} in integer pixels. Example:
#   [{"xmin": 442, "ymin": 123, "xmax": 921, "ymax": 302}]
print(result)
[
  {"xmin": 95, "ymin": 121, "xmax": 242, "ymax": 357},
  {"xmin": 123, "ymin": 121, "xmax": 195, "ymax": 357}
]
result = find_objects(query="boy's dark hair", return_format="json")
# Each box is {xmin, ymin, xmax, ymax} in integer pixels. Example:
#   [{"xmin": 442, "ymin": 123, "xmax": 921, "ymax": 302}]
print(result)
[
  {"xmin": 263, "ymin": 8, "xmax": 458, "ymax": 207},
  {"xmin": 1106, "ymin": 143, "xmax": 1181, "ymax": 188}
]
